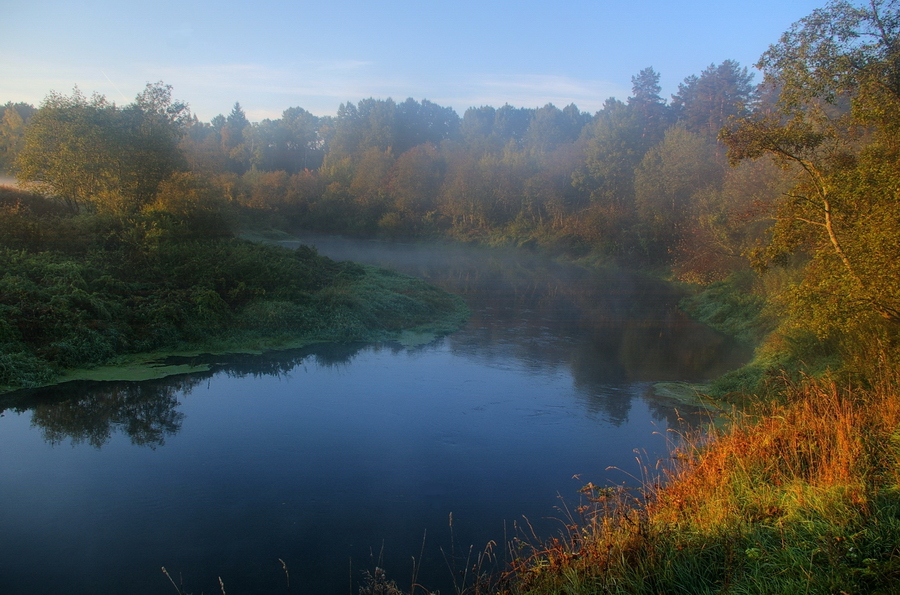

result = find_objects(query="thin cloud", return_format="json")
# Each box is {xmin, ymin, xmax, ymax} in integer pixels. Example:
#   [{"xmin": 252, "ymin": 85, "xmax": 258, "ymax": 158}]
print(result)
[
  {"xmin": 434, "ymin": 74, "xmax": 630, "ymax": 114},
  {"xmin": 2, "ymin": 55, "xmax": 630, "ymax": 120},
  {"xmin": 312, "ymin": 60, "xmax": 374, "ymax": 72}
]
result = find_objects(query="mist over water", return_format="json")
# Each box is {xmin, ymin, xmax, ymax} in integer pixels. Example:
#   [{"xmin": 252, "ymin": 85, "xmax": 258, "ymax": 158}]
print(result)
[
  {"xmin": 0, "ymin": 237, "xmax": 749, "ymax": 594},
  {"xmin": 288, "ymin": 234, "xmax": 749, "ymax": 384}
]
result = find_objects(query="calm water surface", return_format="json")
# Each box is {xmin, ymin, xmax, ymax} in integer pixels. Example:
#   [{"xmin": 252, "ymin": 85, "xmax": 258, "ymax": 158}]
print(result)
[{"xmin": 0, "ymin": 237, "xmax": 749, "ymax": 594}]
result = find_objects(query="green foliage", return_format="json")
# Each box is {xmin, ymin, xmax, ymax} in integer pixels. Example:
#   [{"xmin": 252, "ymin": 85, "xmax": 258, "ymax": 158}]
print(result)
[
  {"xmin": 634, "ymin": 125, "xmax": 724, "ymax": 258},
  {"xmin": 16, "ymin": 83, "xmax": 189, "ymax": 213},
  {"xmin": 720, "ymin": 0, "xmax": 900, "ymax": 377},
  {"xmin": 671, "ymin": 60, "xmax": 755, "ymax": 138},
  {"xmin": 0, "ymin": 102, "xmax": 35, "ymax": 172},
  {"xmin": 0, "ymin": 197, "xmax": 467, "ymax": 391},
  {"xmin": 680, "ymin": 271, "xmax": 770, "ymax": 346},
  {"xmin": 142, "ymin": 172, "xmax": 233, "ymax": 239}
]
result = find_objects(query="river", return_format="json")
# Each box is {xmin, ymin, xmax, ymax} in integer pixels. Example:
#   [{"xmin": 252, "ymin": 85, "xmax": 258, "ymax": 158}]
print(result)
[{"xmin": 0, "ymin": 236, "xmax": 749, "ymax": 594}]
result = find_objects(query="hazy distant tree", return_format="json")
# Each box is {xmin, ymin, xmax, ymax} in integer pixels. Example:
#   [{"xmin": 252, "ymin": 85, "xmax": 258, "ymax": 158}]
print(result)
[
  {"xmin": 326, "ymin": 102, "xmax": 361, "ymax": 159},
  {"xmin": 210, "ymin": 114, "xmax": 226, "ymax": 132},
  {"xmin": 143, "ymin": 171, "xmax": 232, "ymax": 239},
  {"xmin": 218, "ymin": 102, "xmax": 251, "ymax": 173},
  {"xmin": 438, "ymin": 149, "xmax": 487, "ymax": 229},
  {"xmin": 571, "ymin": 69, "xmax": 675, "ymax": 256},
  {"xmin": 575, "ymin": 98, "xmax": 644, "ymax": 210},
  {"xmin": 631, "ymin": 66, "xmax": 664, "ymax": 103},
  {"xmin": 628, "ymin": 66, "xmax": 671, "ymax": 142},
  {"xmin": 634, "ymin": 124, "xmax": 723, "ymax": 258},
  {"xmin": 479, "ymin": 150, "xmax": 532, "ymax": 226},
  {"xmin": 180, "ymin": 117, "xmax": 229, "ymax": 175},
  {"xmin": 349, "ymin": 146, "xmax": 395, "ymax": 215},
  {"xmin": 221, "ymin": 102, "xmax": 249, "ymax": 149},
  {"xmin": 121, "ymin": 82, "xmax": 192, "ymax": 205},
  {"xmin": 0, "ymin": 102, "xmax": 35, "ymax": 173},
  {"xmin": 248, "ymin": 107, "xmax": 321, "ymax": 173},
  {"xmin": 326, "ymin": 98, "xmax": 399, "ymax": 158},
  {"xmin": 672, "ymin": 60, "xmax": 755, "ymax": 138},
  {"xmin": 522, "ymin": 143, "xmax": 588, "ymax": 229},
  {"xmin": 525, "ymin": 103, "xmax": 587, "ymax": 154},
  {"xmin": 494, "ymin": 104, "xmax": 532, "ymax": 146},
  {"xmin": 281, "ymin": 106, "xmax": 323, "ymax": 169},
  {"xmin": 395, "ymin": 98, "xmax": 460, "ymax": 153},
  {"xmin": 388, "ymin": 142, "xmax": 445, "ymax": 218},
  {"xmin": 461, "ymin": 106, "xmax": 499, "ymax": 153},
  {"xmin": 460, "ymin": 104, "xmax": 535, "ymax": 154},
  {"xmin": 358, "ymin": 97, "xmax": 398, "ymax": 152},
  {"xmin": 673, "ymin": 157, "xmax": 792, "ymax": 283}
]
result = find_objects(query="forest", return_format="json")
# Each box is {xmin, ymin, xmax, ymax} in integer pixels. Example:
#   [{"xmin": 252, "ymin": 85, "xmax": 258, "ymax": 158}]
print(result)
[
  {"xmin": 4, "ymin": 45, "xmax": 897, "ymax": 393},
  {"xmin": 2, "ymin": 0, "xmax": 900, "ymax": 591}
]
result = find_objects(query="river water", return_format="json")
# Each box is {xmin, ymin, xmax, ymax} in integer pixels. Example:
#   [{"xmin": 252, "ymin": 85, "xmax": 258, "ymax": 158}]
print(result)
[{"xmin": 0, "ymin": 236, "xmax": 749, "ymax": 594}]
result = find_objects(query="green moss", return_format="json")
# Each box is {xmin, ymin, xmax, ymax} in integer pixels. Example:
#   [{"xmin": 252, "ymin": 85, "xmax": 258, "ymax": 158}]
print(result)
[{"xmin": 58, "ymin": 361, "xmax": 212, "ymax": 383}]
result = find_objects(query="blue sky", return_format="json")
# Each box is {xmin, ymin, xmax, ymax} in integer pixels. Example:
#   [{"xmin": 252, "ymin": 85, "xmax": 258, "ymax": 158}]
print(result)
[{"xmin": 2, "ymin": 0, "xmax": 825, "ymax": 122}]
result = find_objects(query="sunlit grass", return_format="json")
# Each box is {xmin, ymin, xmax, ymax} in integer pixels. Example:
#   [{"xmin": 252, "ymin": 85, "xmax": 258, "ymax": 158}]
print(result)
[{"xmin": 500, "ymin": 371, "xmax": 900, "ymax": 594}]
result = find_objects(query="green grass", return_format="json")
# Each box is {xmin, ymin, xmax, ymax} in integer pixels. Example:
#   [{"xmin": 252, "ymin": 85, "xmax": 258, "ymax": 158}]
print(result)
[
  {"xmin": 679, "ymin": 270, "xmax": 771, "ymax": 347},
  {"xmin": 0, "ymin": 230, "xmax": 469, "ymax": 392}
]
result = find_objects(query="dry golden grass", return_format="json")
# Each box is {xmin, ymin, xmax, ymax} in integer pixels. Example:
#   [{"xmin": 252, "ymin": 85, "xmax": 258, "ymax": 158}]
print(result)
[{"xmin": 501, "ymin": 370, "xmax": 900, "ymax": 594}]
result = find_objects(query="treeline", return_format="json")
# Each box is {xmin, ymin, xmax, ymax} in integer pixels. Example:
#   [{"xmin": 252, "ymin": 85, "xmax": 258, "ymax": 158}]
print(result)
[
  {"xmin": 2, "ymin": 60, "xmax": 767, "ymax": 279},
  {"xmin": 0, "ymin": 87, "xmax": 471, "ymax": 390},
  {"xmin": 174, "ymin": 60, "xmax": 767, "ymax": 280}
]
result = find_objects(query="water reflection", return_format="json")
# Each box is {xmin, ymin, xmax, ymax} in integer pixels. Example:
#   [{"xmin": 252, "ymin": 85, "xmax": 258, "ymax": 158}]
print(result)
[
  {"xmin": 1, "ymin": 238, "xmax": 746, "ymax": 449},
  {"xmin": 290, "ymin": 234, "xmax": 750, "ymax": 382},
  {"xmin": 1, "ymin": 378, "xmax": 189, "ymax": 448},
  {"xmin": 159, "ymin": 340, "xmax": 372, "ymax": 379},
  {"xmin": 0, "ymin": 342, "xmax": 382, "ymax": 448},
  {"xmin": 0, "ymin": 237, "xmax": 750, "ymax": 595}
]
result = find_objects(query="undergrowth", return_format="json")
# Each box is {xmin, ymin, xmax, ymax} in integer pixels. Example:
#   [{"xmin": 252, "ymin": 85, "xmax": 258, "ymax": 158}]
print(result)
[{"xmin": 0, "ymin": 220, "xmax": 468, "ymax": 392}]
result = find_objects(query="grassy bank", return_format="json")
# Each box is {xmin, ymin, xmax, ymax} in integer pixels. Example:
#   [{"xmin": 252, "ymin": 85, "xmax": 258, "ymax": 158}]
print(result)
[
  {"xmin": 475, "ymin": 271, "xmax": 900, "ymax": 594},
  {"xmin": 0, "ymin": 189, "xmax": 469, "ymax": 392},
  {"xmin": 496, "ymin": 371, "xmax": 900, "ymax": 594}
]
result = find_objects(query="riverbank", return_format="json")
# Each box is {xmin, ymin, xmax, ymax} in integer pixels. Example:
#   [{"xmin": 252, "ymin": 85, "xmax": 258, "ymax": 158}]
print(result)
[
  {"xmin": 495, "ymin": 370, "xmax": 900, "ymax": 594},
  {"xmin": 286, "ymin": 234, "xmax": 899, "ymax": 594},
  {"xmin": 0, "ymin": 223, "xmax": 469, "ymax": 393}
]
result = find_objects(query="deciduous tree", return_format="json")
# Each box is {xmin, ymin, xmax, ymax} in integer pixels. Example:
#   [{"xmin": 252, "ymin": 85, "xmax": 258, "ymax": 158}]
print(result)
[
  {"xmin": 722, "ymin": 0, "xmax": 900, "ymax": 339},
  {"xmin": 16, "ymin": 83, "xmax": 189, "ymax": 214}
]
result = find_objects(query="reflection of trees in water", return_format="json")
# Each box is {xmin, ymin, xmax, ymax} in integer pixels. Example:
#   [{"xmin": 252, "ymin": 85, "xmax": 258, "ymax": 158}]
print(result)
[
  {"xmin": 160, "ymin": 341, "xmax": 370, "ymax": 380},
  {"xmin": 392, "ymin": 245, "xmax": 749, "ymax": 386},
  {"xmin": 290, "ymin": 236, "xmax": 748, "ymax": 377},
  {"xmin": 0, "ymin": 342, "xmax": 375, "ymax": 449},
  {"xmin": 288, "ymin": 235, "xmax": 751, "ymax": 425},
  {"xmin": 572, "ymin": 384, "xmax": 635, "ymax": 426},
  {"xmin": 571, "ymin": 377, "xmax": 713, "ymax": 432},
  {"xmin": 2, "ymin": 238, "xmax": 750, "ymax": 447},
  {"xmin": 21, "ymin": 377, "xmax": 199, "ymax": 448}
]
